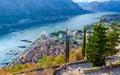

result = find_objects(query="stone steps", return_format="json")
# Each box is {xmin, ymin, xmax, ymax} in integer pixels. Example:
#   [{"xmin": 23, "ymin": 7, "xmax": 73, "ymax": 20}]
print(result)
[
  {"xmin": 63, "ymin": 68, "xmax": 120, "ymax": 75},
  {"xmin": 55, "ymin": 55, "xmax": 120, "ymax": 75},
  {"xmin": 86, "ymin": 68, "xmax": 120, "ymax": 75},
  {"xmin": 61, "ymin": 66, "xmax": 120, "ymax": 75}
]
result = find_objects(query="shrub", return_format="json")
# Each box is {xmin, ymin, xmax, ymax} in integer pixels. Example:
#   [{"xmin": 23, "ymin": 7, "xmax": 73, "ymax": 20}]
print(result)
[
  {"xmin": 115, "ymin": 59, "xmax": 120, "ymax": 64},
  {"xmin": 54, "ymin": 54, "xmax": 66, "ymax": 64},
  {"xmin": 69, "ymin": 51, "xmax": 76, "ymax": 62},
  {"xmin": 38, "ymin": 55, "xmax": 54, "ymax": 68}
]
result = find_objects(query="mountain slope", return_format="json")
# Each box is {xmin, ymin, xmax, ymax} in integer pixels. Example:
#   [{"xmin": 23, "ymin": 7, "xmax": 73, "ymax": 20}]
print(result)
[
  {"xmin": 0, "ymin": 0, "xmax": 89, "ymax": 23},
  {"xmin": 84, "ymin": 1, "xmax": 120, "ymax": 12},
  {"xmin": 77, "ymin": 2, "xmax": 89, "ymax": 9},
  {"xmin": 0, "ymin": 0, "xmax": 89, "ymax": 35}
]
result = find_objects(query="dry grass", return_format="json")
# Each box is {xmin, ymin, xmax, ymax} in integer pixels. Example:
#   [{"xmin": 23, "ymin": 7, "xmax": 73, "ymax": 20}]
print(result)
[
  {"xmin": 0, "ymin": 63, "xmax": 40, "ymax": 75},
  {"xmin": 40, "ymin": 69, "xmax": 54, "ymax": 75},
  {"xmin": 0, "ymin": 47, "xmax": 83, "ymax": 75}
]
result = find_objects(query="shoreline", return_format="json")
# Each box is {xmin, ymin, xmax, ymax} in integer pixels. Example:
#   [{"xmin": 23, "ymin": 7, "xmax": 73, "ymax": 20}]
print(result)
[
  {"xmin": 0, "ymin": 11, "xmax": 119, "ymax": 68},
  {"xmin": 3, "ymin": 25, "xmax": 120, "ymax": 68},
  {"xmin": 6, "ymin": 36, "xmax": 42, "ymax": 67},
  {"xmin": 6, "ymin": 29, "xmax": 83, "ymax": 67}
]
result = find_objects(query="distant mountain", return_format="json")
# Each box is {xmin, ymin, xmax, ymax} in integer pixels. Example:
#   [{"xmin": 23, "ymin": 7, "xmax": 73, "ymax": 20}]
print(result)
[
  {"xmin": 77, "ymin": 2, "xmax": 89, "ymax": 9},
  {"xmin": 0, "ymin": 0, "xmax": 89, "ymax": 35},
  {"xmin": 81, "ymin": 1, "xmax": 120, "ymax": 12}
]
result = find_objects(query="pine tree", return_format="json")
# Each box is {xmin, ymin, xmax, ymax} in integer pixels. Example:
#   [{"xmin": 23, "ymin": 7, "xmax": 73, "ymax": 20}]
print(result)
[
  {"xmin": 65, "ymin": 29, "xmax": 70, "ymax": 63},
  {"xmin": 106, "ymin": 30, "xmax": 120, "ymax": 56},
  {"xmin": 86, "ymin": 22, "xmax": 108, "ymax": 67},
  {"xmin": 82, "ymin": 26, "xmax": 86, "ymax": 59}
]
